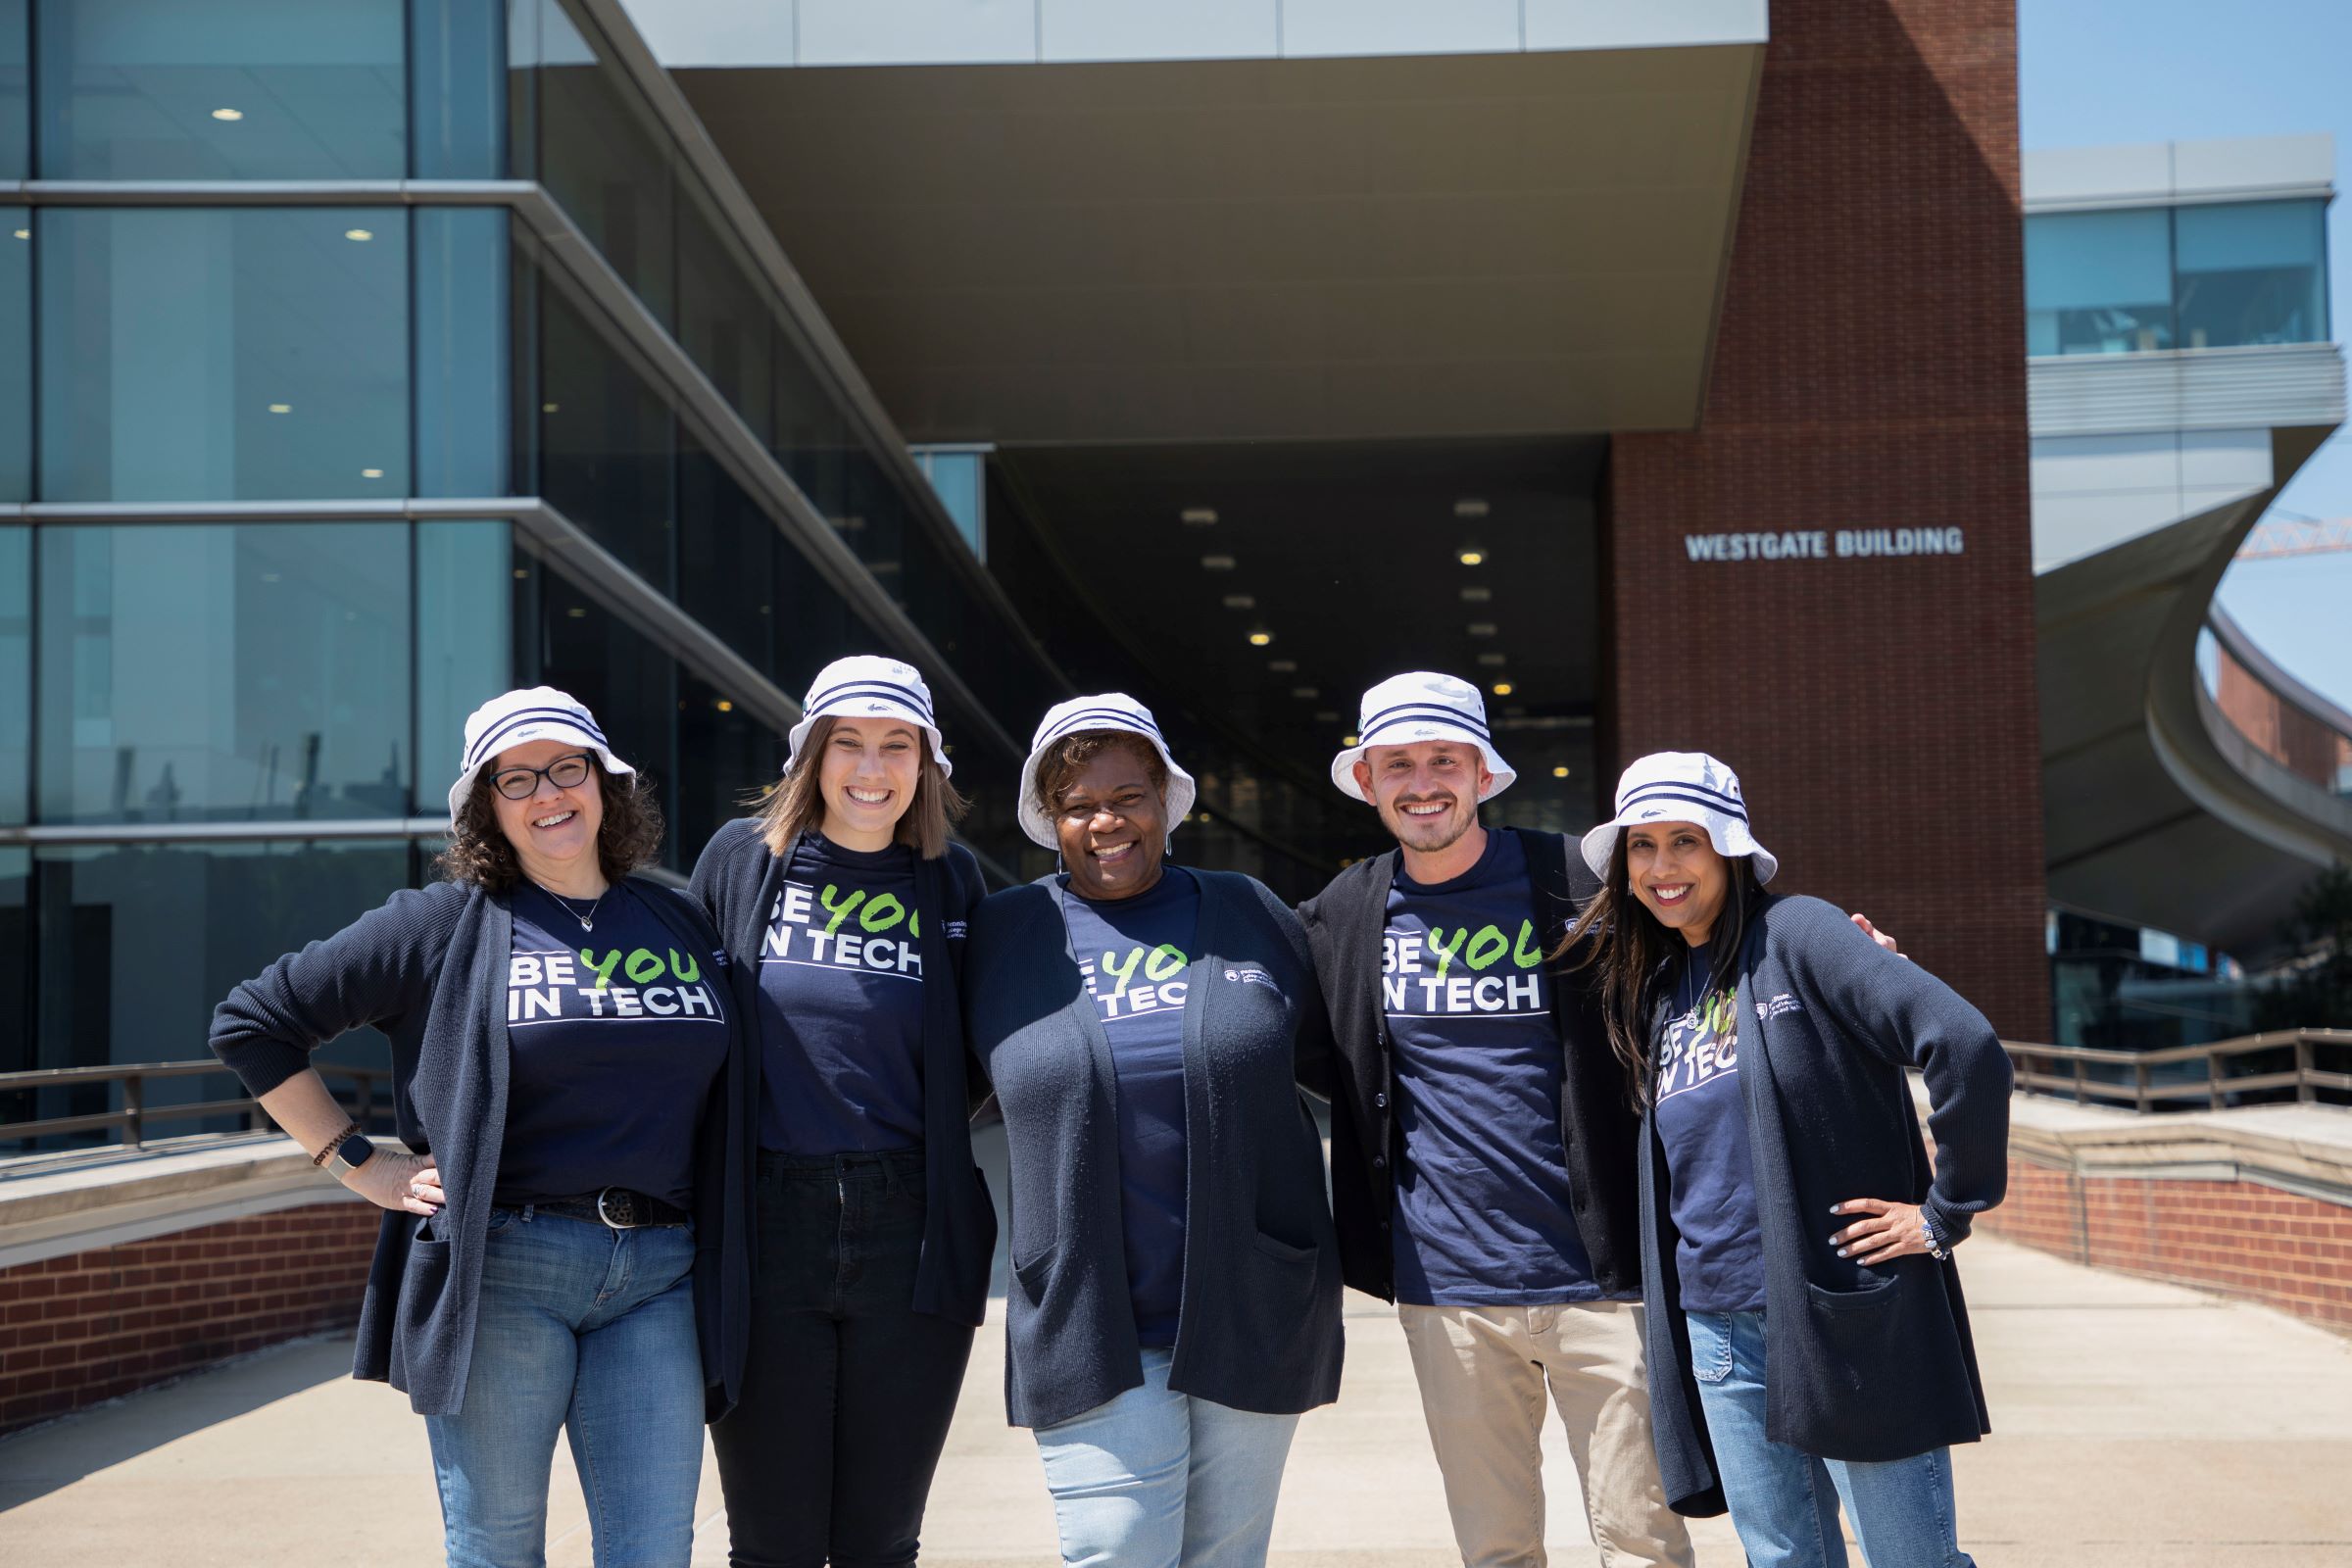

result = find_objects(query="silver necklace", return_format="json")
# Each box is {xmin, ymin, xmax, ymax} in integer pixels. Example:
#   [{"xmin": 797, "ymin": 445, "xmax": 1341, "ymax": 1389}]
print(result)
[{"xmin": 533, "ymin": 878, "xmax": 609, "ymax": 932}]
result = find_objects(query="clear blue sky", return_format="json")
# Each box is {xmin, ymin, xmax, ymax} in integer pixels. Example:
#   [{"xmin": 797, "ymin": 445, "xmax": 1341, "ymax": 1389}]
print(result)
[{"xmin": 2023, "ymin": 0, "xmax": 2352, "ymax": 710}]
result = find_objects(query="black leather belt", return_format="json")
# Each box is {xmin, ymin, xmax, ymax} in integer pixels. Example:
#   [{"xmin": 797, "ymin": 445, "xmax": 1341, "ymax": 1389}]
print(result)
[{"xmin": 534, "ymin": 1188, "xmax": 690, "ymax": 1230}]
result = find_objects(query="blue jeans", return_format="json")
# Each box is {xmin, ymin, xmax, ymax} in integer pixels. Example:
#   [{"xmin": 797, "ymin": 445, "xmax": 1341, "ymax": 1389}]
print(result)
[
  {"xmin": 423, "ymin": 1207, "xmax": 705, "ymax": 1568},
  {"xmin": 1033, "ymin": 1348, "xmax": 1301, "ymax": 1568},
  {"xmin": 1686, "ymin": 1310, "xmax": 1975, "ymax": 1568}
]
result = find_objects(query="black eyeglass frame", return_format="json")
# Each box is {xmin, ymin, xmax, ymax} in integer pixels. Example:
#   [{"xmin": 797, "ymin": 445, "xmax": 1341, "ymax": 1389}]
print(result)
[{"xmin": 489, "ymin": 752, "xmax": 595, "ymax": 801}]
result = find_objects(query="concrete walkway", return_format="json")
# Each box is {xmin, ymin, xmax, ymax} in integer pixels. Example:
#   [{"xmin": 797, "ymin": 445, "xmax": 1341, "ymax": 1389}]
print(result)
[{"xmin": 2, "ymin": 1236, "xmax": 2348, "ymax": 1566}]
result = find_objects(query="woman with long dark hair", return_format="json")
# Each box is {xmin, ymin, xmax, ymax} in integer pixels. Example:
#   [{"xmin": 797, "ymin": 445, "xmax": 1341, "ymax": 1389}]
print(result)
[
  {"xmin": 212, "ymin": 687, "xmax": 750, "ymax": 1567},
  {"xmin": 690, "ymin": 655, "xmax": 995, "ymax": 1568},
  {"xmin": 1564, "ymin": 750, "xmax": 2011, "ymax": 1568}
]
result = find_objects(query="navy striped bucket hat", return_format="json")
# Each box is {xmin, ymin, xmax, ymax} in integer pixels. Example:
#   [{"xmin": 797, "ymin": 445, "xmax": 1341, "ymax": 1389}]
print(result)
[{"xmin": 1581, "ymin": 751, "xmax": 1779, "ymax": 883}]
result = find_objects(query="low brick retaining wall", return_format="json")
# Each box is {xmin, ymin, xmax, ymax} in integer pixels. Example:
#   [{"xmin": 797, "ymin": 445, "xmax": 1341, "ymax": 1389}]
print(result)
[{"xmin": 1954, "ymin": 1095, "xmax": 2352, "ymax": 1333}]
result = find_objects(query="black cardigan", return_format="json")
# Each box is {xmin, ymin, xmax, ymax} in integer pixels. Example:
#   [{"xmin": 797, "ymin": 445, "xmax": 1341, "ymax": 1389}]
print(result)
[
  {"xmin": 964, "ymin": 869, "xmax": 1344, "ymax": 1429},
  {"xmin": 689, "ymin": 818, "xmax": 997, "ymax": 1327},
  {"xmin": 1296, "ymin": 827, "xmax": 1644, "ymax": 1302},
  {"xmin": 210, "ymin": 877, "xmax": 752, "ymax": 1419},
  {"xmin": 1641, "ymin": 894, "xmax": 2012, "ymax": 1515}
]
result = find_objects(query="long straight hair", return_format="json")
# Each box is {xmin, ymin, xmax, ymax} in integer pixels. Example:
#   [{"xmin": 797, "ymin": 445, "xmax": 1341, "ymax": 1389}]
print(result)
[
  {"xmin": 757, "ymin": 714, "xmax": 968, "ymax": 860},
  {"xmin": 1558, "ymin": 827, "xmax": 1759, "ymax": 1109}
]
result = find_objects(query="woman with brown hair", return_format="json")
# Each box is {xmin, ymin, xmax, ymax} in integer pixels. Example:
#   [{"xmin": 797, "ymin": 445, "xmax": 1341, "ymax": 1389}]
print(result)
[
  {"xmin": 211, "ymin": 687, "xmax": 750, "ymax": 1567},
  {"xmin": 689, "ymin": 655, "xmax": 995, "ymax": 1568}
]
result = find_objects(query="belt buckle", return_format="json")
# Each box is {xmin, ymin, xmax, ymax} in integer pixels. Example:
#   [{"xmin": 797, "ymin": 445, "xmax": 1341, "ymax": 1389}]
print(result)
[{"xmin": 595, "ymin": 1188, "xmax": 640, "ymax": 1230}]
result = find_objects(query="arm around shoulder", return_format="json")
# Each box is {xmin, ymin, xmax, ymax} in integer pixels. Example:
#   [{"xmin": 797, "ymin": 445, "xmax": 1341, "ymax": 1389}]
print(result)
[{"xmin": 210, "ymin": 881, "xmax": 470, "ymax": 1100}]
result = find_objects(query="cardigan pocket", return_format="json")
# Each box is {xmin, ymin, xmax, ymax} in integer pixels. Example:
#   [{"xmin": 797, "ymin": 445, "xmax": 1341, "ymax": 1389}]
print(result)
[
  {"xmin": 1251, "ymin": 1229, "xmax": 1317, "ymax": 1266},
  {"xmin": 1803, "ymin": 1272, "xmax": 1900, "ymax": 1313},
  {"xmin": 1011, "ymin": 1240, "xmax": 1058, "ymax": 1298}
]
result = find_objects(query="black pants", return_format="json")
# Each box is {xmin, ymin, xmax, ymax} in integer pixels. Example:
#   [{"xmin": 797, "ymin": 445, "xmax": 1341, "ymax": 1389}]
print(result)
[{"xmin": 711, "ymin": 1148, "xmax": 976, "ymax": 1568}]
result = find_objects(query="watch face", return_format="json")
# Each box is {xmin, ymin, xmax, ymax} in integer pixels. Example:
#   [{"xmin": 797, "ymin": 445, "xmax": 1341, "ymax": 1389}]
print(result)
[{"xmin": 335, "ymin": 1133, "xmax": 374, "ymax": 1170}]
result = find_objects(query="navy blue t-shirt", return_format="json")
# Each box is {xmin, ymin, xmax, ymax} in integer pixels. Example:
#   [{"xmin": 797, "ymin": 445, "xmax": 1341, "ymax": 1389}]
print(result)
[
  {"xmin": 1652, "ymin": 944, "xmax": 1767, "ymax": 1313},
  {"xmin": 757, "ymin": 834, "xmax": 930, "ymax": 1155},
  {"xmin": 497, "ymin": 882, "xmax": 730, "ymax": 1207},
  {"xmin": 1384, "ymin": 830, "xmax": 1600, "ymax": 1305},
  {"xmin": 1062, "ymin": 867, "xmax": 1200, "ymax": 1347}
]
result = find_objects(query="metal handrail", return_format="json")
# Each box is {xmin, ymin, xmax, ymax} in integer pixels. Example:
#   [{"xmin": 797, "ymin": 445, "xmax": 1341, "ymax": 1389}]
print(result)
[
  {"xmin": 0, "ymin": 1060, "xmax": 394, "ymax": 1150},
  {"xmin": 2003, "ymin": 1028, "xmax": 2352, "ymax": 1112}
]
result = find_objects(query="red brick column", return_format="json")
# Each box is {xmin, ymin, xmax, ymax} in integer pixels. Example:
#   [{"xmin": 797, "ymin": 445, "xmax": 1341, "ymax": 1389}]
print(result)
[
  {"xmin": 1607, "ymin": 0, "xmax": 2048, "ymax": 1039},
  {"xmin": 0, "ymin": 1202, "xmax": 379, "ymax": 1437}
]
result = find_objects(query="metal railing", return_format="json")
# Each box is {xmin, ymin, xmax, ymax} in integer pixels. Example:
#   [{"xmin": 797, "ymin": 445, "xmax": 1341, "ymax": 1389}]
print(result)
[
  {"xmin": 2004, "ymin": 1028, "xmax": 2352, "ymax": 1112},
  {"xmin": 0, "ymin": 1061, "xmax": 394, "ymax": 1151}
]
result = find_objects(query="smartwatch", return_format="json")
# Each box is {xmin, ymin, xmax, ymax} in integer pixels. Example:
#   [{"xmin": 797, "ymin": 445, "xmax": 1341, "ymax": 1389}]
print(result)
[{"xmin": 324, "ymin": 1131, "xmax": 376, "ymax": 1179}]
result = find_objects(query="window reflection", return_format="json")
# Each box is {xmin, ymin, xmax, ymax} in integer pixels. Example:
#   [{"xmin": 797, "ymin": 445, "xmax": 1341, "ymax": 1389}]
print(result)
[
  {"xmin": 2176, "ymin": 201, "xmax": 2328, "ymax": 350},
  {"xmin": 416, "ymin": 521, "xmax": 514, "ymax": 809},
  {"xmin": 29, "ymin": 840, "xmax": 410, "ymax": 1089},
  {"xmin": 534, "ymin": 275, "xmax": 675, "ymax": 589},
  {"xmin": 36, "ymin": 0, "xmax": 405, "ymax": 179},
  {"xmin": 0, "ymin": 207, "xmax": 25, "ymax": 501},
  {"xmin": 35, "ymin": 524, "xmax": 411, "ymax": 824},
  {"xmin": 0, "ymin": 527, "xmax": 24, "ymax": 824},
  {"xmin": 519, "ymin": 0, "xmax": 674, "ymax": 323},
  {"xmin": 2026, "ymin": 200, "xmax": 2330, "ymax": 357},
  {"xmin": 40, "ymin": 208, "xmax": 410, "ymax": 502},
  {"xmin": 2025, "ymin": 208, "xmax": 2172, "ymax": 357}
]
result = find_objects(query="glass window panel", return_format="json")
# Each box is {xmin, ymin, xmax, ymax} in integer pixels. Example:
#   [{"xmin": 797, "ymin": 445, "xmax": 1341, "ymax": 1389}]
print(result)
[
  {"xmin": 412, "ymin": 0, "xmax": 505, "ymax": 179},
  {"xmin": 2175, "ymin": 200, "xmax": 2329, "ymax": 350},
  {"xmin": 2024, "ymin": 209, "xmax": 2173, "ymax": 356},
  {"xmin": 416, "ymin": 520, "xmax": 514, "ymax": 813},
  {"xmin": 0, "ymin": 527, "xmax": 24, "ymax": 823},
  {"xmin": 0, "ymin": 0, "xmax": 24, "ymax": 178},
  {"xmin": 40, "ymin": 208, "xmax": 410, "ymax": 503},
  {"xmin": 679, "ymin": 432, "xmax": 777, "ymax": 683},
  {"xmin": 516, "ymin": 562, "xmax": 677, "ymax": 865},
  {"xmin": 36, "ymin": 0, "xmax": 404, "ymax": 179},
  {"xmin": 673, "ymin": 668, "xmax": 775, "ymax": 873},
  {"xmin": 530, "ymin": 0, "xmax": 674, "ymax": 324},
  {"xmin": 0, "ymin": 209, "xmax": 26, "ymax": 501},
  {"xmin": 677, "ymin": 182, "xmax": 774, "ymax": 444},
  {"xmin": 35, "ymin": 524, "xmax": 411, "ymax": 824},
  {"xmin": 416, "ymin": 207, "xmax": 512, "ymax": 498},
  {"xmin": 536, "ymin": 274, "xmax": 675, "ymax": 589},
  {"xmin": 30, "ymin": 840, "xmax": 412, "ymax": 1101}
]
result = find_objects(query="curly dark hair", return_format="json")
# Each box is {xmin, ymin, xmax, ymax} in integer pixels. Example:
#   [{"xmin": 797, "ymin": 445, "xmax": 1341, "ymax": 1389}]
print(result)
[
  {"xmin": 1031, "ymin": 730, "xmax": 1170, "ymax": 823},
  {"xmin": 438, "ymin": 756, "xmax": 665, "ymax": 892}
]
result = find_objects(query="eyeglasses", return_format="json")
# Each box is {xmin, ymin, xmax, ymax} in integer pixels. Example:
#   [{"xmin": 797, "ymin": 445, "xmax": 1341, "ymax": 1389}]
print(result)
[{"xmin": 490, "ymin": 753, "xmax": 592, "ymax": 800}]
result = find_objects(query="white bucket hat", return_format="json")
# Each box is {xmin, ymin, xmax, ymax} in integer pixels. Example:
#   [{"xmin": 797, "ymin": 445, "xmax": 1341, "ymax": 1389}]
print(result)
[
  {"xmin": 1017, "ymin": 693, "xmax": 1198, "ymax": 850},
  {"xmin": 448, "ymin": 687, "xmax": 636, "ymax": 826},
  {"xmin": 785, "ymin": 656, "xmax": 953, "ymax": 777},
  {"xmin": 1329, "ymin": 671, "xmax": 1516, "ymax": 804},
  {"xmin": 1581, "ymin": 751, "xmax": 1779, "ymax": 884}
]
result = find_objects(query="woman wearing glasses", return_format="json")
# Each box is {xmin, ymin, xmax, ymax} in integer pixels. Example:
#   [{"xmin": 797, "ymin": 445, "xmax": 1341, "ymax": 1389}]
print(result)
[{"xmin": 211, "ymin": 687, "xmax": 751, "ymax": 1568}]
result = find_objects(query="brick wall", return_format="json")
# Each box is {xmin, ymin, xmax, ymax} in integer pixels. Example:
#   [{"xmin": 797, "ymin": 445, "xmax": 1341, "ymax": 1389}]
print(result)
[
  {"xmin": 0, "ymin": 1201, "xmax": 378, "ymax": 1437},
  {"xmin": 1980, "ymin": 1155, "xmax": 2352, "ymax": 1332},
  {"xmin": 1607, "ymin": 0, "xmax": 2049, "ymax": 1040}
]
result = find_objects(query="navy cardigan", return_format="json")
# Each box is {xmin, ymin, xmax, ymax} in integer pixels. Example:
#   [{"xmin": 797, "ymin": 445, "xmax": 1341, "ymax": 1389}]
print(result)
[
  {"xmin": 1297, "ymin": 828, "xmax": 1644, "ymax": 1302},
  {"xmin": 210, "ymin": 877, "xmax": 753, "ymax": 1420},
  {"xmin": 1641, "ymin": 894, "xmax": 2013, "ymax": 1515},
  {"xmin": 689, "ymin": 818, "xmax": 998, "ymax": 1327},
  {"xmin": 966, "ymin": 869, "xmax": 1345, "ymax": 1429}
]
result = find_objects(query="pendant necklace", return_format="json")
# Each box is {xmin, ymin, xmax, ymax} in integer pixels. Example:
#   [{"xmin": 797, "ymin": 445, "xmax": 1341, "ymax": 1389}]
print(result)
[{"xmin": 534, "ymin": 879, "xmax": 608, "ymax": 932}]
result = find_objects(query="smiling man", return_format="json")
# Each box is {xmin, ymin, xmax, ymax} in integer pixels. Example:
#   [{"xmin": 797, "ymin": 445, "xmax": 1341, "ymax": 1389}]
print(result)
[{"xmin": 1298, "ymin": 670, "xmax": 1693, "ymax": 1568}]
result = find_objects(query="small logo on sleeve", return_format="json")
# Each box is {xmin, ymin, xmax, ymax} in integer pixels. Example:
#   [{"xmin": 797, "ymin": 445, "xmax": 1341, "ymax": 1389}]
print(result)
[{"xmin": 1755, "ymin": 993, "xmax": 1803, "ymax": 1021}]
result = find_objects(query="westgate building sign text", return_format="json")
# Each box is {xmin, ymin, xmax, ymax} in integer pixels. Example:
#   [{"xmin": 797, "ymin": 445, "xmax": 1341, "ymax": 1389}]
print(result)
[{"xmin": 1682, "ymin": 527, "xmax": 1967, "ymax": 562}]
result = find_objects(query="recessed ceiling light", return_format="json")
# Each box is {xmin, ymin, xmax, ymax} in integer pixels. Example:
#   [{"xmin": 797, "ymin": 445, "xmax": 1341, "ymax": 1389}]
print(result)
[
  {"xmin": 1181, "ymin": 507, "xmax": 1218, "ymax": 526},
  {"xmin": 1467, "ymin": 622, "xmax": 1496, "ymax": 637},
  {"xmin": 1268, "ymin": 659, "xmax": 1298, "ymax": 673},
  {"xmin": 1291, "ymin": 686, "xmax": 1319, "ymax": 699},
  {"xmin": 259, "ymin": 572, "xmax": 281, "ymax": 583},
  {"xmin": 513, "ymin": 568, "xmax": 529, "ymax": 579},
  {"xmin": 344, "ymin": 228, "xmax": 373, "ymax": 242},
  {"xmin": 1343, "ymin": 734, "xmax": 1360, "ymax": 747},
  {"xmin": 1221, "ymin": 594, "xmax": 1256, "ymax": 610},
  {"xmin": 267, "ymin": 403, "xmax": 291, "ymax": 414},
  {"xmin": 1457, "ymin": 548, "xmax": 1486, "ymax": 566},
  {"xmin": 1453, "ymin": 499, "xmax": 1489, "ymax": 518},
  {"xmin": 1201, "ymin": 554, "xmax": 1237, "ymax": 570},
  {"xmin": 715, "ymin": 699, "xmax": 734, "ymax": 712},
  {"xmin": 1460, "ymin": 585, "xmax": 1492, "ymax": 602},
  {"xmin": 360, "ymin": 467, "xmax": 384, "ymax": 479},
  {"xmin": 9, "ymin": 228, "xmax": 24, "ymax": 241},
  {"xmin": 1491, "ymin": 681, "xmax": 1514, "ymax": 697},
  {"xmin": 1247, "ymin": 628, "xmax": 1273, "ymax": 647},
  {"xmin": 1477, "ymin": 652, "xmax": 1507, "ymax": 666},
  {"xmin": 566, "ymin": 606, "xmax": 587, "ymax": 618},
  {"xmin": 211, "ymin": 108, "xmax": 244, "ymax": 122},
  {"xmin": 1551, "ymin": 765, "xmax": 1571, "ymax": 778},
  {"xmin": 1314, "ymin": 710, "xmax": 1341, "ymax": 723},
  {"xmin": 542, "ymin": 402, "xmax": 560, "ymax": 414}
]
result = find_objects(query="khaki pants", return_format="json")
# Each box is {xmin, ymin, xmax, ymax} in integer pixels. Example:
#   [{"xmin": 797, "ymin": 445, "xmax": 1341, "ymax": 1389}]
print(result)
[{"xmin": 1398, "ymin": 1300, "xmax": 1694, "ymax": 1568}]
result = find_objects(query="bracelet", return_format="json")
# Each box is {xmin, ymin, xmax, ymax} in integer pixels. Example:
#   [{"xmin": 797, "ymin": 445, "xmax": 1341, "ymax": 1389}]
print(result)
[
  {"xmin": 310, "ymin": 1120, "xmax": 363, "ymax": 1167},
  {"xmin": 1921, "ymin": 1210, "xmax": 1951, "ymax": 1261}
]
